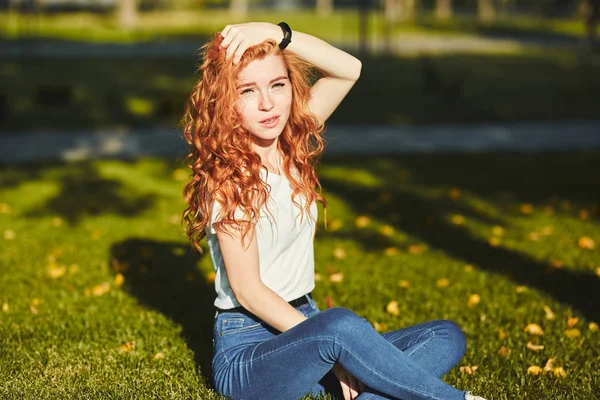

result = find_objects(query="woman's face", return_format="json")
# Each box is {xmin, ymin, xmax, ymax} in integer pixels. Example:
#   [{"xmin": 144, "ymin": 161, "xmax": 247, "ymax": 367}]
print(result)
[{"xmin": 235, "ymin": 54, "xmax": 292, "ymax": 145}]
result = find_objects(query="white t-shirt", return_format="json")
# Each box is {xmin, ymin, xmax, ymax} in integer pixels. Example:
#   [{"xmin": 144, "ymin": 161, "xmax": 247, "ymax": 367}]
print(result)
[{"xmin": 206, "ymin": 170, "xmax": 317, "ymax": 310}]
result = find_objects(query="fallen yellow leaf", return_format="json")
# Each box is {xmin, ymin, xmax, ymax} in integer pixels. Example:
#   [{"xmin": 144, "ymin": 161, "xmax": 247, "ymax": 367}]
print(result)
[
  {"xmin": 436, "ymin": 278, "xmax": 450, "ymax": 288},
  {"xmin": 408, "ymin": 244, "xmax": 424, "ymax": 254},
  {"xmin": 372, "ymin": 321, "xmax": 387, "ymax": 332},
  {"xmin": 386, "ymin": 300, "xmax": 400, "ymax": 316},
  {"xmin": 492, "ymin": 226, "xmax": 505, "ymax": 236},
  {"xmin": 0, "ymin": 203, "xmax": 11, "ymax": 214},
  {"xmin": 524, "ymin": 323, "xmax": 544, "ymax": 335},
  {"xmin": 589, "ymin": 322, "xmax": 599, "ymax": 332},
  {"xmin": 578, "ymin": 236, "xmax": 595, "ymax": 250},
  {"xmin": 543, "ymin": 305, "xmax": 556, "ymax": 321},
  {"xmin": 31, "ymin": 298, "xmax": 40, "ymax": 306},
  {"xmin": 448, "ymin": 188, "xmax": 461, "ymax": 200},
  {"xmin": 354, "ymin": 216, "xmax": 371, "ymax": 228},
  {"xmin": 497, "ymin": 346, "xmax": 511, "ymax": 358},
  {"xmin": 2, "ymin": 302, "xmax": 9, "ymax": 313},
  {"xmin": 48, "ymin": 265, "xmax": 67, "ymax": 279},
  {"xmin": 379, "ymin": 225, "xmax": 394, "ymax": 237},
  {"xmin": 527, "ymin": 365, "xmax": 543, "ymax": 375},
  {"xmin": 497, "ymin": 327, "xmax": 507, "ymax": 340},
  {"xmin": 114, "ymin": 273, "xmax": 125, "ymax": 287},
  {"xmin": 459, "ymin": 365, "xmax": 478, "ymax": 375},
  {"xmin": 384, "ymin": 247, "xmax": 399, "ymax": 256},
  {"xmin": 564, "ymin": 328, "xmax": 581, "ymax": 338},
  {"xmin": 116, "ymin": 341, "xmax": 135, "ymax": 353},
  {"xmin": 329, "ymin": 272, "xmax": 344, "ymax": 283},
  {"xmin": 515, "ymin": 285, "xmax": 528, "ymax": 293},
  {"xmin": 567, "ymin": 317, "xmax": 579, "ymax": 328},
  {"xmin": 543, "ymin": 357, "xmax": 557, "ymax": 372},
  {"xmin": 3, "ymin": 230, "xmax": 16, "ymax": 240},
  {"xmin": 328, "ymin": 219, "xmax": 343, "ymax": 232},
  {"xmin": 553, "ymin": 367, "xmax": 567, "ymax": 378},
  {"xmin": 333, "ymin": 248, "xmax": 346, "ymax": 260},
  {"xmin": 205, "ymin": 271, "xmax": 216, "ymax": 283},
  {"xmin": 520, "ymin": 204, "xmax": 534, "ymax": 214},
  {"xmin": 398, "ymin": 280, "xmax": 410, "ymax": 288},
  {"xmin": 488, "ymin": 237, "xmax": 501, "ymax": 247},
  {"xmin": 92, "ymin": 282, "xmax": 111, "ymax": 296},
  {"xmin": 467, "ymin": 294, "xmax": 481, "ymax": 308},
  {"xmin": 451, "ymin": 214, "xmax": 465, "ymax": 225},
  {"xmin": 30, "ymin": 305, "xmax": 39, "ymax": 315},
  {"xmin": 314, "ymin": 273, "xmax": 322, "ymax": 282},
  {"xmin": 526, "ymin": 341, "xmax": 545, "ymax": 351},
  {"xmin": 152, "ymin": 352, "xmax": 166, "ymax": 361}
]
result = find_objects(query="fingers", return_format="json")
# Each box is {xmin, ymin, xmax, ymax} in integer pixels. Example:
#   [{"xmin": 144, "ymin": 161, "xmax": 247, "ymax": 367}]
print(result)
[{"xmin": 219, "ymin": 26, "xmax": 248, "ymax": 65}]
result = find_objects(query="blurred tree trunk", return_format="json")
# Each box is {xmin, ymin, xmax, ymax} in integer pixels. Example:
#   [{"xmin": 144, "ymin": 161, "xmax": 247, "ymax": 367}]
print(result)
[
  {"xmin": 400, "ymin": 0, "xmax": 416, "ymax": 21},
  {"xmin": 436, "ymin": 0, "xmax": 452, "ymax": 20},
  {"xmin": 386, "ymin": 0, "xmax": 415, "ymax": 22},
  {"xmin": 477, "ymin": 0, "xmax": 496, "ymax": 22},
  {"xmin": 317, "ymin": 0, "xmax": 333, "ymax": 17},
  {"xmin": 117, "ymin": 0, "xmax": 138, "ymax": 29},
  {"xmin": 230, "ymin": 0, "xmax": 248, "ymax": 17}
]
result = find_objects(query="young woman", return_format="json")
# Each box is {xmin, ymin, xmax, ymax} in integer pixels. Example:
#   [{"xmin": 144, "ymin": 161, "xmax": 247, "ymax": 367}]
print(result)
[{"xmin": 182, "ymin": 22, "xmax": 488, "ymax": 400}]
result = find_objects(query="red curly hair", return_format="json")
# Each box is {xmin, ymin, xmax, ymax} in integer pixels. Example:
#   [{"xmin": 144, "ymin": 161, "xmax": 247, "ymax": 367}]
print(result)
[{"xmin": 182, "ymin": 33, "xmax": 327, "ymax": 252}]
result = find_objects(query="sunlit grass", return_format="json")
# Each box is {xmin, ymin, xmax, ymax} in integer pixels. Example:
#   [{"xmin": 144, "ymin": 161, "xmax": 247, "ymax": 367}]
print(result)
[{"xmin": 1, "ymin": 153, "xmax": 599, "ymax": 399}]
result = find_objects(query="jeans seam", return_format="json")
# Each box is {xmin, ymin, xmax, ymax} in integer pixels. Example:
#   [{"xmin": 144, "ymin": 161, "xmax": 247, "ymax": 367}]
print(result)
[
  {"xmin": 237, "ymin": 335, "xmax": 441, "ymax": 400},
  {"xmin": 405, "ymin": 328, "xmax": 435, "ymax": 358}
]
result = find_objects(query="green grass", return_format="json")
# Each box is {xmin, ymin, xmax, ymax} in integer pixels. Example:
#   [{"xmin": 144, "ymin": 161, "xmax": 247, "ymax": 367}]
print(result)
[
  {"xmin": 2, "ymin": 48, "xmax": 600, "ymax": 131},
  {"xmin": 1, "ymin": 153, "xmax": 599, "ymax": 399}
]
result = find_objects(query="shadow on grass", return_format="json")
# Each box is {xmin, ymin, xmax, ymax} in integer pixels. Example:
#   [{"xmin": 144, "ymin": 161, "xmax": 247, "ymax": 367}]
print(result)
[
  {"xmin": 110, "ymin": 237, "xmax": 215, "ymax": 382},
  {"xmin": 319, "ymin": 153, "xmax": 600, "ymax": 321},
  {"xmin": 25, "ymin": 162, "xmax": 157, "ymax": 224}
]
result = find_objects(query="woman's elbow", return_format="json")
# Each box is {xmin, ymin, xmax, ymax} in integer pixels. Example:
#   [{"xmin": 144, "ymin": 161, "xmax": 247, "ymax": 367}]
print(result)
[{"xmin": 350, "ymin": 58, "xmax": 362, "ymax": 82}]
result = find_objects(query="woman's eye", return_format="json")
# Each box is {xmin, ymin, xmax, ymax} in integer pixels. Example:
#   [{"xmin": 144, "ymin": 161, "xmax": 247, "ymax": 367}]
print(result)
[
  {"xmin": 241, "ymin": 88, "xmax": 254, "ymax": 95},
  {"xmin": 272, "ymin": 83, "xmax": 285, "ymax": 89}
]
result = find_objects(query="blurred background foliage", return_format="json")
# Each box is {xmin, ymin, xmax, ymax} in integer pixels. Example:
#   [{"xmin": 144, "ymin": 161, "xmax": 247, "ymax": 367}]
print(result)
[{"xmin": 1, "ymin": 0, "xmax": 599, "ymax": 131}]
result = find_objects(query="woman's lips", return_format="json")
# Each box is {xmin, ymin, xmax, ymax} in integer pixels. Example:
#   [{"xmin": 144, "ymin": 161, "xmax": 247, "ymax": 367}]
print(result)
[{"xmin": 259, "ymin": 115, "xmax": 280, "ymax": 128}]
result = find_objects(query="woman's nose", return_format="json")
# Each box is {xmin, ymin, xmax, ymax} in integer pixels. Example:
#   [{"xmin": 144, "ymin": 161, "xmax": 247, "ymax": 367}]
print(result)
[{"xmin": 259, "ymin": 93, "xmax": 274, "ymax": 111}]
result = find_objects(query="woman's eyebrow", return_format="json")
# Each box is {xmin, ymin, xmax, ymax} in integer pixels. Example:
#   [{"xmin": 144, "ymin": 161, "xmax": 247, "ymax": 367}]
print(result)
[{"xmin": 236, "ymin": 76, "xmax": 288, "ymax": 89}]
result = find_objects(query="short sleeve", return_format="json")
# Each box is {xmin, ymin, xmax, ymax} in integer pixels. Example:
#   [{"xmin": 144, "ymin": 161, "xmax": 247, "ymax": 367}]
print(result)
[{"xmin": 208, "ymin": 200, "xmax": 249, "ymax": 235}]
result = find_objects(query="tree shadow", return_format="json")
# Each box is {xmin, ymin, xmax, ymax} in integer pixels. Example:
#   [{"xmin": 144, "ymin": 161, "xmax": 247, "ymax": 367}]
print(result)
[
  {"xmin": 318, "ymin": 153, "xmax": 600, "ymax": 321},
  {"xmin": 109, "ymin": 237, "xmax": 215, "ymax": 381},
  {"xmin": 25, "ymin": 162, "xmax": 157, "ymax": 224}
]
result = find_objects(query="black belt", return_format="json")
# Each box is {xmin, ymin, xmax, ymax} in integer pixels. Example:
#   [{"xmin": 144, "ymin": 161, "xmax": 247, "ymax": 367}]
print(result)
[{"xmin": 216, "ymin": 293, "xmax": 312, "ymax": 316}]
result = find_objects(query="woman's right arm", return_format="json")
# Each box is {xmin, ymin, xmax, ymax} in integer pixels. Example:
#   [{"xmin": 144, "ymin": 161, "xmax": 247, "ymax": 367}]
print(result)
[{"xmin": 216, "ymin": 225, "xmax": 307, "ymax": 332}]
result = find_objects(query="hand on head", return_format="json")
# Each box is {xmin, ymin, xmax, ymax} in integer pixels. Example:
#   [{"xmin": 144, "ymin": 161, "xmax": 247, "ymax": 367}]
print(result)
[{"xmin": 220, "ymin": 22, "xmax": 280, "ymax": 65}]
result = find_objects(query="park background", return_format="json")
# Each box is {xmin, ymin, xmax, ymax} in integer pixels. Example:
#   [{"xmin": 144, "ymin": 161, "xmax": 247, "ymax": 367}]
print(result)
[{"xmin": 1, "ymin": 0, "xmax": 600, "ymax": 398}]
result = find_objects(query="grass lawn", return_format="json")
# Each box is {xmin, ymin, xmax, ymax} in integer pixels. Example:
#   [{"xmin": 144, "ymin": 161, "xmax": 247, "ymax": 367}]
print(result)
[
  {"xmin": 1, "ymin": 152, "xmax": 599, "ymax": 399},
  {"xmin": 2, "ymin": 48, "xmax": 600, "ymax": 131}
]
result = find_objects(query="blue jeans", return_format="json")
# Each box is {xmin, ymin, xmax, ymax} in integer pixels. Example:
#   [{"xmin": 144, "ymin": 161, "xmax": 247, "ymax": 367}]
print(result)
[{"xmin": 212, "ymin": 295, "xmax": 468, "ymax": 400}]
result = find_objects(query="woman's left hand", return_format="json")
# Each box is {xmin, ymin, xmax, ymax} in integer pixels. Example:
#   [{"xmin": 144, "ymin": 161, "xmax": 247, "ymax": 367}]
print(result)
[
  {"xmin": 220, "ymin": 22, "xmax": 280, "ymax": 65},
  {"xmin": 333, "ymin": 364, "xmax": 365, "ymax": 400}
]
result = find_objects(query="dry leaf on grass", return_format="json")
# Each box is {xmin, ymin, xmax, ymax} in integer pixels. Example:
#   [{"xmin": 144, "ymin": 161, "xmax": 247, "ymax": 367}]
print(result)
[
  {"xmin": 526, "ymin": 341, "xmax": 545, "ymax": 351},
  {"xmin": 372, "ymin": 322, "xmax": 387, "ymax": 332},
  {"xmin": 589, "ymin": 322, "xmax": 599, "ymax": 332},
  {"xmin": 553, "ymin": 367, "xmax": 567, "ymax": 378},
  {"xmin": 92, "ymin": 282, "xmax": 111, "ymax": 297},
  {"xmin": 48, "ymin": 265, "xmax": 67, "ymax": 279},
  {"xmin": 386, "ymin": 301, "xmax": 400, "ymax": 316},
  {"xmin": 467, "ymin": 294, "xmax": 481, "ymax": 308},
  {"xmin": 152, "ymin": 352, "xmax": 165, "ymax": 361},
  {"xmin": 329, "ymin": 272, "xmax": 344, "ymax": 283},
  {"xmin": 116, "ymin": 341, "xmax": 135, "ymax": 353},
  {"xmin": 354, "ymin": 216, "xmax": 371, "ymax": 228},
  {"xmin": 543, "ymin": 357, "xmax": 556, "ymax": 372},
  {"xmin": 578, "ymin": 236, "xmax": 595, "ymax": 250},
  {"xmin": 524, "ymin": 323, "xmax": 544, "ymax": 335},
  {"xmin": 398, "ymin": 280, "xmax": 410, "ymax": 289},
  {"xmin": 497, "ymin": 346, "xmax": 511, "ymax": 358},
  {"xmin": 543, "ymin": 305, "xmax": 556, "ymax": 320},
  {"xmin": 3, "ymin": 230, "xmax": 15, "ymax": 240},
  {"xmin": 333, "ymin": 248, "xmax": 346, "ymax": 260},
  {"xmin": 527, "ymin": 365, "xmax": 543, "ymax": 375},
  {"xmin": 114, "ymin": 273, "xmax": 125, "ymax": 287},
  {"xmin": 384, "ymin": 247, "xmax": 399, "ymax": 256},
  {"xmin": 459, "ymin": 365, "xmax": 478, "ymax": 375},
  {"xmin": 2, "ymin": 303, "xmax": 9, "ymax": 313},
  {"xmin": 567, "ymin": 317, "xmax": 579, "ymax": 328},
  {"xmin": 564, "ymin": 328, "xmax": 581, "ymax": 338},
  {"xmin": 436, "ymin": 278, "xmax": 450, "ymax": 288}
]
